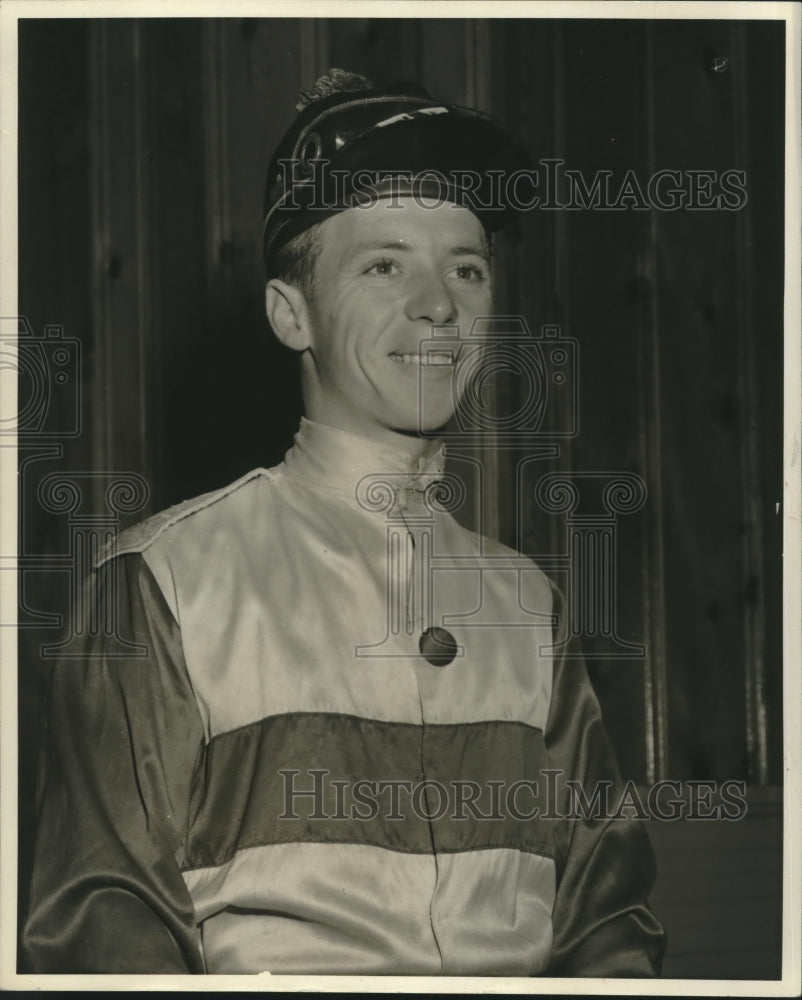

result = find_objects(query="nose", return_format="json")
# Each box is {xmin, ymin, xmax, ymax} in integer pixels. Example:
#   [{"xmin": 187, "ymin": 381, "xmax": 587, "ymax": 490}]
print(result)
[{"xmin": 404, "ymin": 271, "xmax": 458, "ymax": 325}]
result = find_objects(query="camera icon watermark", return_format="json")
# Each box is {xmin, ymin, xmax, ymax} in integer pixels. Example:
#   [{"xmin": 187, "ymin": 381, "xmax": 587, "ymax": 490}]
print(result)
[
  {"xmin": 417, "ymin": 317, "xmax": 578, "ymax": 443},
  {"xmin": 0, "ymin": 316, "xmax": 81, "ymax": 438}
]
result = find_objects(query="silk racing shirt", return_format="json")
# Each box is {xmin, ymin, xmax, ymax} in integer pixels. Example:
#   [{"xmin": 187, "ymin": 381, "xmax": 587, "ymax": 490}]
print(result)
[{"xmin": 22, "ymin": 418, "xmax": 666, "ymax": 976}]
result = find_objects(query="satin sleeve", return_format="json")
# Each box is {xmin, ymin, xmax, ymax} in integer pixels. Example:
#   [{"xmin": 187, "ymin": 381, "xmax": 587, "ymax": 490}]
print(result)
[
  {"xmin": 544, "ymin": 582, "xmax": 667, "ymax": 977},
  {"xmin": 21, "ymin": 553, "xmax": 206, "ymax": 973}
]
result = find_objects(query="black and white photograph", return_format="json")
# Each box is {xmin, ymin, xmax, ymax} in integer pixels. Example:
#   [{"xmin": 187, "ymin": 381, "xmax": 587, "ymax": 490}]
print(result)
[{"xmin": 1, "ymin": 1, "xmax": 800, "ymax": 992}]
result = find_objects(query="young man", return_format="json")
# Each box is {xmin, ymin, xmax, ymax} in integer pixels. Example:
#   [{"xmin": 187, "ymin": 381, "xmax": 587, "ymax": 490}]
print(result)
[{"xmin": 22, "ymin": 71, "xmax": 666, "ymax": 977}]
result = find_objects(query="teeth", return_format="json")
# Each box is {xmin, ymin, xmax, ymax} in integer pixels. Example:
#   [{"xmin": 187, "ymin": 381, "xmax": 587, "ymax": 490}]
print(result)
[
  {"xmin": 390, "ymin": 352, "xmax": 454, "ymax": 366},
  {"xmin": 427, "ymin": 351, "xmax": 454, "ymax": 366}
]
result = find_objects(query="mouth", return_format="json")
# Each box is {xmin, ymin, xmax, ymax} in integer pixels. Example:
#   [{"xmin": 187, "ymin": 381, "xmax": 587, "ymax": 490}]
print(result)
[{"xmin": 389, "ymin": 350, "xmax": 456, "ymax": 367}]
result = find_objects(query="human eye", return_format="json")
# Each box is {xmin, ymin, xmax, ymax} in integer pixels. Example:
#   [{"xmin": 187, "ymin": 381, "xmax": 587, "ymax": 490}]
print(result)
[
  {"xmin": 365, "ymin": 258, "xmax": 400, "ymax": 277},
  {"xmin": 450, "ymin": 261, "xmax": 489, "ymax": 284}
]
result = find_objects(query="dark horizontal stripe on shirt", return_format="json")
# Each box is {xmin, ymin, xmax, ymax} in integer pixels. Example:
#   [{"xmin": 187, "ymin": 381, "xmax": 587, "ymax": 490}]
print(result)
[{"xmin": 183, "ymin": 712, "xmax": 556, "ymax": 871}]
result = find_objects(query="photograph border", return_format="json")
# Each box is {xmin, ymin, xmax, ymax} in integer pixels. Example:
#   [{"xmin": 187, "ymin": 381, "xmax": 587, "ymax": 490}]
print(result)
[{"xmin": 1, "ymin": 1, "xmax": 799, "ymax": 994}]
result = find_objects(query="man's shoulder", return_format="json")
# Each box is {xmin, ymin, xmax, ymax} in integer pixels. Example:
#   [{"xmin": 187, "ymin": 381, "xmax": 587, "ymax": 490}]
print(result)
[
  {"xmin": 95, "ymin": 467, "xmax": 277, "ymax": 568},
  {"xmin": 459, "ymin": 525, "xmax": 558, "ymax": 608},
  {"xmin": 460, "ymin": 525, "xmax": 545, "ymax": 567}
]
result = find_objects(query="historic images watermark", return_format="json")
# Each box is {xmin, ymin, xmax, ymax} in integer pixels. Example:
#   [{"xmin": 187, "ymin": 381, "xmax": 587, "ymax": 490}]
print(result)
[
  {"xmin": 416, "ymin": 318, "xmax": 578, "ymax": 443},
  {"xmin": 2, "ymin": 316, "xmax": 150, "ymax": 656},
  {"xmin": 278, "ymin": 768, "xmax": 749, "ymax": 823},
  {"xmin": 272, "ymin": 156, "xmax": 748, "ymax": 214}
]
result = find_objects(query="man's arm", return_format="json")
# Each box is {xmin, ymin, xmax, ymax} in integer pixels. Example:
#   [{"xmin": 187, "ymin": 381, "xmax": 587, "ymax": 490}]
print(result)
[
  {"xmin": 21, "ymin": 554, "xmax": 206, "ymax": 973},
  {"xmin": 544, "ymin": 582, "xmax": 667, "ymax": 977}
]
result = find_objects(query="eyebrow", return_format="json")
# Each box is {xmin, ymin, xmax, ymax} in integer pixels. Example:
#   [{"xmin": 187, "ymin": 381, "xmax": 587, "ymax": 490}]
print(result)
[
  {"xmin": 352, "ymin": 239, "xmax": 491, "ymax": 262},
  {"xmin": 353, "ymin": 240, "xmax": 413, "ymax": 254},
  {"xmin": 450, "ymin": 244, "xmax": 491, "ymax": 263}
]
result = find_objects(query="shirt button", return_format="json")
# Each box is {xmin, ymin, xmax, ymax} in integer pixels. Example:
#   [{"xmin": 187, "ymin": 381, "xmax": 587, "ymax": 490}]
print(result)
[{"xmin": 419, "ymin": 627, "xmax": 457, "ymax": 666}]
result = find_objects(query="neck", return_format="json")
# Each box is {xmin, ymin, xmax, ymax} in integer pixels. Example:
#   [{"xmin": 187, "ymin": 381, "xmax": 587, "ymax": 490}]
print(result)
[{"xmin": 301, "ymin": 411, "xmax": 444, "ymax": 464}]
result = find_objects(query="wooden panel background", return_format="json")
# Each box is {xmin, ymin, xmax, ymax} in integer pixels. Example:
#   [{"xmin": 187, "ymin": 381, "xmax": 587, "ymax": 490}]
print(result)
[{"xmin": 17, "ymin": 15, "xmax": 784, "ymax": 979}]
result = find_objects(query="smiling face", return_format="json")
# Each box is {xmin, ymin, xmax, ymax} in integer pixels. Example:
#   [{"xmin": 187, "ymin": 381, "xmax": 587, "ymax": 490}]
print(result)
[{"xmin": 271, "ymin": 197, "xmax": 493, "ymax": 453}]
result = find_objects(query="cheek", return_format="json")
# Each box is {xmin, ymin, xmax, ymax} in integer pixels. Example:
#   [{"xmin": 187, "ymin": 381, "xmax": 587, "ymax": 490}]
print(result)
[
  {"xmin": 458, "ymin": 286, "xmax": 493, "ymax": 319},
  {"xmin": 334, "ymin": 293, "xmax": 397, "ymax": 348},
  {"xmin": 312, "ymin": 301, "xmax": 378, "ymax": 384}
]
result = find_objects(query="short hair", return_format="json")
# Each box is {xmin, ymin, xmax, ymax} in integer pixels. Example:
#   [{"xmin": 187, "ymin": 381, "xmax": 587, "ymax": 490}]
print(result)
[{"xmin": 271, "ymin": 225, "xmax": 321, "ymax": 302}]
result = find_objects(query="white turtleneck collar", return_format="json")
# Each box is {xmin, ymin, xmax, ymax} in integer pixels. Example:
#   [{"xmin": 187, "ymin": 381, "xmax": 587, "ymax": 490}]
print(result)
[{"xmin": 281, "ymin": 418, "xmax": 447, "ymax": 506}]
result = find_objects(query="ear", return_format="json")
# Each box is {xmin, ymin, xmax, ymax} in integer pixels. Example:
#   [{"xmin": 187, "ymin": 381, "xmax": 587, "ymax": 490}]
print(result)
[{"xmin": 265, "ymin": 279, "xmax": 312, "ymax": 352}]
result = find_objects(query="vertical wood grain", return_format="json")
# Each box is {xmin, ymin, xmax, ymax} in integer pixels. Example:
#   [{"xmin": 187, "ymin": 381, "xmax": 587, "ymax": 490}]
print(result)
[
  {"xmin": 730, "ymin": 24, "xmax": 769, "ymax": 784},
  {"xmin": 88, "ymin": 20, "xmax": 153, "ymax": 513},
  {"xmin": 201, "ymin": 21, "xmax": 231, "ymax": 314},
  {"xmin": 639, "ymin": 23, "xmax": 669, "ymax": 784},
  {"xmin": 553, "ymin": 20, "xmax": 651, "ymax": 780},
  {"xmin": 300, "ymin": 17, "xmax": 329, "ymax": 87},
  {"xmin": 489, "ymin": 20, "xmax": 568, "ymax": 563},
  {"xmin": 463, "ymin": 19, "xmax": 501, "ymax": 543},
  {"xmin": 17, "ymin": 21, "xmax": 93, "ymax": 967}
]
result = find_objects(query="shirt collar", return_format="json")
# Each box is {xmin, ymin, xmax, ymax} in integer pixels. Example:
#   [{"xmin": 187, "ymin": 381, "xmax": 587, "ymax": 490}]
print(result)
[{"xmin": 282, "ymin": 417, "xmax": 446, "ymax": 506}]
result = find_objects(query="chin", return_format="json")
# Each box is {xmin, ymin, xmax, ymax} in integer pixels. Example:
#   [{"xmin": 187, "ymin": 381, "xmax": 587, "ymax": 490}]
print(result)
[
  {"xmin": 377, "ymin": 395, "xmax": 452, "ymax": 438},
  {"xmin": 418, "ymin": 408, "xmax": 457, "ymax": 435},
  {"xmin": 385, "ymin": 413, "xmax": 453, "ymax": 441}
]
